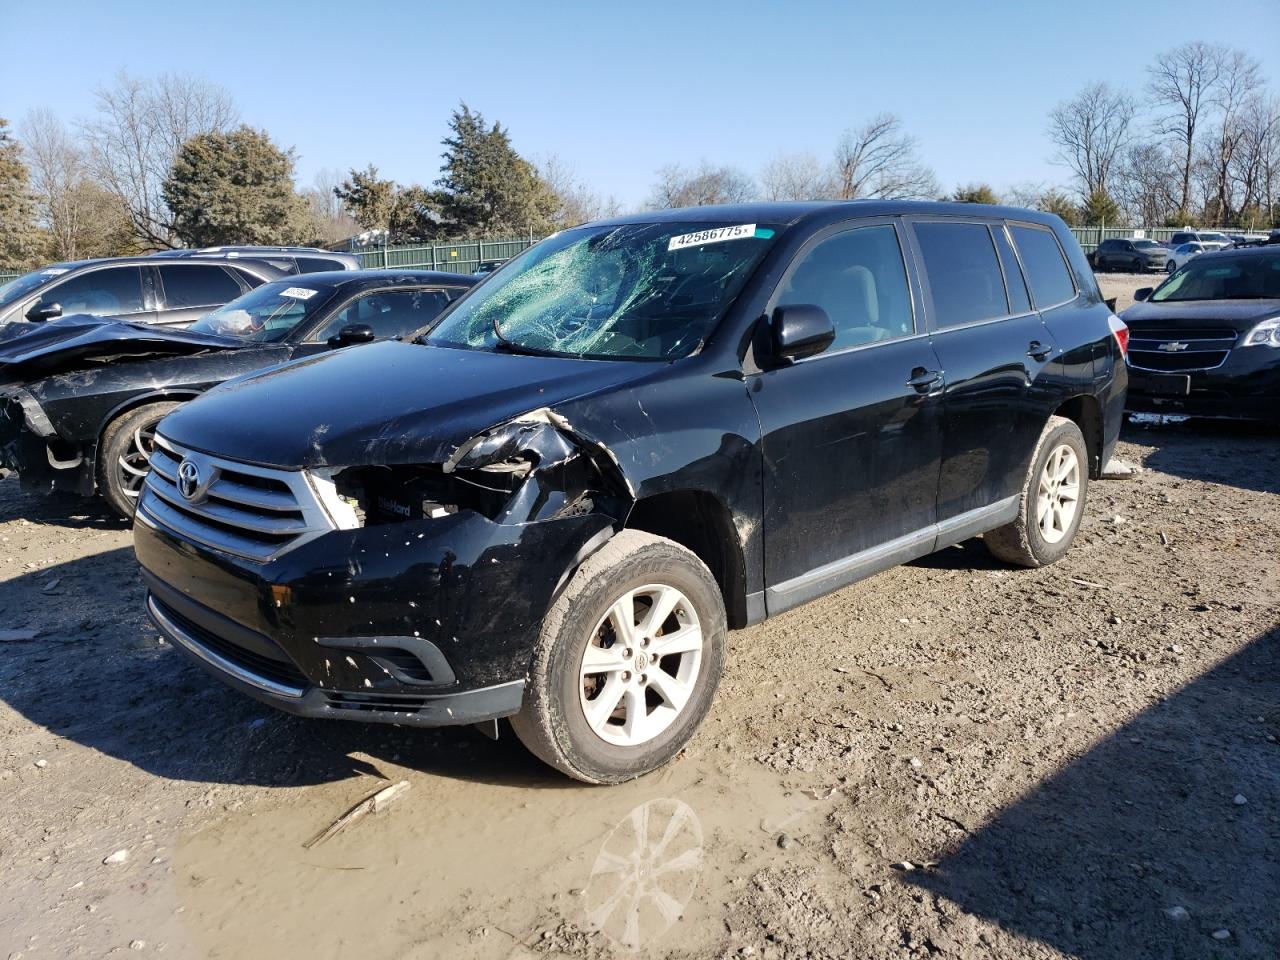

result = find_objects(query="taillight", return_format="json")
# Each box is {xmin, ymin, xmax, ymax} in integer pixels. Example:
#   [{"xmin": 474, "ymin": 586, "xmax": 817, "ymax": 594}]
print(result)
[{"xmin": 1108, "ymin": 315, "xmax": 1129, "ymax": 357}]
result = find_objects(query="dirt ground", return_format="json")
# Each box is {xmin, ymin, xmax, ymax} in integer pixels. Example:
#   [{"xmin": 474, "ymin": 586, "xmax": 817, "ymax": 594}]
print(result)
[{"xmin": 1, "ymin": 272, "xmax": 1276, "ymax": 959}]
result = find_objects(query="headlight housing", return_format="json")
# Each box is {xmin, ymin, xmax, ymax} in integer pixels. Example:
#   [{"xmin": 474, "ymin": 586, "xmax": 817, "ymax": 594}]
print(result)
[{"xmin": 1242, "ymin": 318, "xmax": 1280, "ymax": 348}]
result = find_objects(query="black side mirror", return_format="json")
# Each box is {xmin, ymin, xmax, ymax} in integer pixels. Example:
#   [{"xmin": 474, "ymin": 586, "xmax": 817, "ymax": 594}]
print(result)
[
  {"xmin": 328, "ymin": 323, "xmax": 376, "ymax": 348},
  {"xmin": 771, "ymin": 304, "xmax": 835, "ymax": 362},
  {"xmin": 26, "ymin": 302, "xmax": 62, "ymax": 322},
  {"xmin": 1134, "ymin": 288, "xmax": 1153, "ymax": 302}
]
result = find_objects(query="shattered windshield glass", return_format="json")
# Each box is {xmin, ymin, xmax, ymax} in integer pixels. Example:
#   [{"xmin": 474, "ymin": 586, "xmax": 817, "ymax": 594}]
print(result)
[
  {"xmin": 427, "ymin": 221, "xmax": 780, "ymax": 360},
  {"xmin": 187, "ymin": 281, "xmax": 339, "ymax": 341}
]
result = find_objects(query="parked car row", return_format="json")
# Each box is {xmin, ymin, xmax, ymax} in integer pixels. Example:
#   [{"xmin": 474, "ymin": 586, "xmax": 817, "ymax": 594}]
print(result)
[
  {"xmin": 0, "ymin": 269, "xmax": 476, "ymax": 515},
  {"xmin": 0, "ymin": 200, "xmax": 1171, "ymax": 783}
]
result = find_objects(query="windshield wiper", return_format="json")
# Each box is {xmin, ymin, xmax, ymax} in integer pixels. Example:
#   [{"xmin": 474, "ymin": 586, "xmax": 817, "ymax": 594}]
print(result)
[{"xmin": 489, "ymin": 315, "xmax": 574, "ymax": 357}]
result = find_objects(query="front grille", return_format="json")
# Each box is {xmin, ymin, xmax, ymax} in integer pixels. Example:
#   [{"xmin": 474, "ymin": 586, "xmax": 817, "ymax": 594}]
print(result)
[
  {"xmin": 153, "ymin": 595, "xmax": 309, "ymax": 690},
  {"xmin": 138, "ymin": 435, "xmax": 337, "ymax": 562},
  {"xmin": 1127, "ymin": 327, "xmax": 1237, "ymax": 373}
]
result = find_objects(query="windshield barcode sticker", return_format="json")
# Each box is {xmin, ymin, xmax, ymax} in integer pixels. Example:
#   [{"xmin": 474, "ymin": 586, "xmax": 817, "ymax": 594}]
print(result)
[
  {"xmin": 668, "ymin": 224, "xmax": 757, "ymax": 251},
  {"xmin": 280, "ymin": 287, "xmax": 318, "ymax": 300}
]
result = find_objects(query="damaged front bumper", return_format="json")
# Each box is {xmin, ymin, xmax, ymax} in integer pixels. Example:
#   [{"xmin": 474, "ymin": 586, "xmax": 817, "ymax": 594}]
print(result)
[
  {"xmin": 0, "ymin": 388, "xmax": 92, "ymax": 493},
  {"xmin": 134, "ymin": 411, "xmax": 629, "ymax": 727}
]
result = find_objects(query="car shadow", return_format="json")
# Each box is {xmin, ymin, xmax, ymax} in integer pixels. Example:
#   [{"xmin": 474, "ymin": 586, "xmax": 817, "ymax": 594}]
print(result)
[
  {"xmin": 0, "ymin": 474, "xmax": 127, "ymax": 530},
  {"xmin": 0, "ymin": 545, "xmax": 572, "ymax": 790},
  {"xmin": 908, "ymin": 626, "xmax": 1280, "ymax": 957},
  {"xmin": 1124, "ymin": 416, "xmax": 1280, "ymax": 496}
]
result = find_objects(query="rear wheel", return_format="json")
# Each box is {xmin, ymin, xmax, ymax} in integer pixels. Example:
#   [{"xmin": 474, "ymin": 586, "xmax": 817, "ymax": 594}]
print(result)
[
  {"xmin": 985, "ymin": 416, "xmax": 1089, "ymax": 568},
  {"xmin": 511, "ymin": 530, "xmax": 726, "ymax": 784},
  {"xmin": 97, "ymin": 401, "xmax": 181, "ymax": 518}
]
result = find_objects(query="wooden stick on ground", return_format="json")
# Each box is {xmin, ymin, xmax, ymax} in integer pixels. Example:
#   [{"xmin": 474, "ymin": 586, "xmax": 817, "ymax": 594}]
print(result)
[{"xmin": 304, "ymin": 780, "xmax": 411, "ymax": 849}]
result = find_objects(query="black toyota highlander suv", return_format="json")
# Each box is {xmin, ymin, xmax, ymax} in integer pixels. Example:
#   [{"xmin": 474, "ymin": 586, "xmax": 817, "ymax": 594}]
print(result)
[{"xmin": 134, "ymin": 202, "xmax": 1128, "ymax": 783}]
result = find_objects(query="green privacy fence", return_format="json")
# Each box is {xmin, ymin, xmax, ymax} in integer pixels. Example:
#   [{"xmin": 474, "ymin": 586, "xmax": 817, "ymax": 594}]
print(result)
[
  {"xmin": 1068, "ymin": 226, "xmax": 1181, "ymax": 254},
  {"xmin": 354, "ymin": 236, "xmax": 541, "ymax": 274}
]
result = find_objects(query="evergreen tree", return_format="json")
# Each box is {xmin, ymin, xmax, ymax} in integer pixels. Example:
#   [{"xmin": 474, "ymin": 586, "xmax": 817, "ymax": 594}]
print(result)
[
  {"xmin": 0, "ymin": 119, "xmax": 42, "ymax": 270},
  {"xmin": 950, "ymin": 183, "xmax": 1002, "ymax": 204},
  {"xmin": 162, "ymin": 126, "xmax": 310, "ymax": 247},
  {"xmin": 436, "ymin": 104, "xmax": 555, "ymax": 235},
  {"xmin": 1080, "ymin": 188, "xmax": 1123, "ymax": 226}
]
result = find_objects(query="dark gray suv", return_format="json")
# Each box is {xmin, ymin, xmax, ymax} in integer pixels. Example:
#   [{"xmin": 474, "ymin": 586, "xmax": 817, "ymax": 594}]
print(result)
[
  {"xmin": 0, "ymin": 256, "xmax": 285, "ymax": 329},
  {"xmin": 1089, "ymin": 238, "xmax": 1170, "ymax": 273}
]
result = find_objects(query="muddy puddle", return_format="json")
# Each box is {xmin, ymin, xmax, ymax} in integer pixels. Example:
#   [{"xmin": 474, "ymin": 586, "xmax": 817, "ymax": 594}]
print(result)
[{"xmin": 172, "ymin": 745, "xmax": 841, "ymax": 958}]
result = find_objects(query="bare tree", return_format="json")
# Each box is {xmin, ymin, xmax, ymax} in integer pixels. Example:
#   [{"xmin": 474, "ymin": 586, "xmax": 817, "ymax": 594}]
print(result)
[
  {"xmin": 759, "ymin": 151, "xmax": 836, "ymax": 201},
  {"xmin": 22, "ymin": 108, "xmax": 130, "ymax": 260},
  {"xmin": 1048, "ymin": 82, "xmax": 1136, "ymax": 203},
  {"xmin": 300, "ymin": 167, "xmax": 360, "ymax": 244},
  {"xmin": 648, "ymin": 161, "xmax": 757, "ymax": 209},
  {"xmin": 538, "ymin": 154, "xmax": 623, "ymax": 227},
  {"xmin": 1228, "ymin": 94, "xmax": 1280, "ymax": 225},
  {"xmin": 1116, "ymin": 142, "xmax": 1180, "ymax": 225},
  {"xmin": 21, "ymin": 108, "xmax": 87, "ymax": 259},
  {"xmin": 1147, "ymin": 42, "xmax": 1227, "ymax": 214},
  {"xmin": 1203, "ymin": 49, "xmax": 1263, "ymax": 222},
  {"xmin": 832, "ymin": 113, "xmax": 938, "ymax": 200},
  {"xmin": 81, "ymin": 70, "xmax": 238, "ymax": 249}
]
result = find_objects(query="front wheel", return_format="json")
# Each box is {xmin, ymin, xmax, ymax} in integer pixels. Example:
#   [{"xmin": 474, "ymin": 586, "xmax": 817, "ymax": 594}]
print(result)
[
  {"xmin": 1167, "ymin": 261, "xmax": 1178, "ymax": 274},
  {"xmin": 511, "ymin": 530, "xmax": 726, "ymax": 784},
  {"xmin": 97, "ymin": 401, "xmax": 182, "ymax": 518},
  {"xmin": 984, "ymin": 416, "xmax": 1089, "ymax": 568}
]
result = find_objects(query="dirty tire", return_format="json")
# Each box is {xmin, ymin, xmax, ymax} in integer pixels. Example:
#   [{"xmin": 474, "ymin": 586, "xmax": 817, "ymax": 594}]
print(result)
[
  {"xmin": 984, "ymin": 415, "xmax": 1089, "ymax": 568},
  {"xmin": 511, "ymin": 530, "xmax": 726, "ymax": 784},
  {"xmin": 97, "ymin": 401, "xmax": 182, "ymax": 518}
]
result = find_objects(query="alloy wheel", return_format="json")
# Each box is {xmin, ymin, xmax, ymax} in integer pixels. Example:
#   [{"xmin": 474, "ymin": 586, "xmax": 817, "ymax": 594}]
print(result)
[
  {"xmin": 118, "ymin": 422, "xmax": 158, "ymax": 501},
  {"xmin": 1036, "ymin": 444, "xmax": 1081, "ymax": 544},
  {"xmin": 579, "ymin": 583, "xmax": 704, "ymax": 747}
]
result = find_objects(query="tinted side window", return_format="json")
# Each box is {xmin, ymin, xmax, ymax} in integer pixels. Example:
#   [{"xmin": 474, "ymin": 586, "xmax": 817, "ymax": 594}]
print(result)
[
  {"xmin": 295, "ymin": 257, "xmax": 345, "ymax": 273},
  {"xmin": 991, "ymin": 226, "xmax": 1031, "ymax": 315},
  {"xmin": 312, "ymin": 288, "xmax": 457, "ymax": 341},
  {"xmin": 913, "ymin": 221, "xmax": 1008, "ymax": 328},
  {"xmin": 776, "ymin": 224, "xmax": 914, "ymax": 351},
  {"xmin": 158, "ymin": 265, "xmax": 242, "ymax": 308},
  {"xmin": 1010, "ymin": 225, "xmax": 1076, "ymax": 307},
  {"xmin": 42, "ymin": 267, "xmax": 145, "ymax": 315}
]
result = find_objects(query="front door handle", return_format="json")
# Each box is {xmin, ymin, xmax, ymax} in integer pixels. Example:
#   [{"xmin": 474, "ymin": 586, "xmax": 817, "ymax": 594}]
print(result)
[
  {"xmin": 1027, "ymin": 341, "xmax": 1053, "ymax": 361},
  {"xmin": 906, "ymin": 368, "xmax": 943, "ymax": 391}
]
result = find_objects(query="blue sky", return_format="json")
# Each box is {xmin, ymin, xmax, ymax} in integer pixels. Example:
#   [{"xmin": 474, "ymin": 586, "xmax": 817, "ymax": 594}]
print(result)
[{"xmin": 3, "ymin": 0, "xmax": 1278, "ymax": 207}]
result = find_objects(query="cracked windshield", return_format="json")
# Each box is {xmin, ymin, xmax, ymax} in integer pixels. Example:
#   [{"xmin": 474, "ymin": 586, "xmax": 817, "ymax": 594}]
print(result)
[{"xmin": 428, "ymin": 221, "xmax": 779, "ymax": 359}]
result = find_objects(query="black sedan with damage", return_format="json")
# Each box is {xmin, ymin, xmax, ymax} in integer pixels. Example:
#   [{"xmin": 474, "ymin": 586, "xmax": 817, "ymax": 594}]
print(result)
[
  {"xmin": 0, "ymin": 270, "xmax": 476, "ymax": 515},
  {"xmin": 134, "ymin": 201, "xmax": 1126, "ymax": 783}
]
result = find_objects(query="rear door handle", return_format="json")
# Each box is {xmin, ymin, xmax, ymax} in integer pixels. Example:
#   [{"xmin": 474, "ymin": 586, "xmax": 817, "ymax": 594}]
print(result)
[
  {"xmin": 1027, "ymin": 341, "xmax": 1053, "ymax": 361},
  {"xmin": 906, "ymin": 368, "xmax": 943, "ymax": 391}
]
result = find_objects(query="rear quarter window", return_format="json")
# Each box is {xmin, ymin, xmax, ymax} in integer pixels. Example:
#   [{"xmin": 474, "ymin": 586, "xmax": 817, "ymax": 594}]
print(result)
[
  {"xmin": 1009, "ymin": 225, "xmax": 1076, "ymax": 308},
  {"xmin": 158, "ymin": 264, "xmax": 243, "ymax": 308},
  {"xmin": 295, "ymin": 257, "xmax": 347, "ymax": 273},
  {"xmin": 913, "ymin": 221, "xmax": 1009, "ymax": 328}
]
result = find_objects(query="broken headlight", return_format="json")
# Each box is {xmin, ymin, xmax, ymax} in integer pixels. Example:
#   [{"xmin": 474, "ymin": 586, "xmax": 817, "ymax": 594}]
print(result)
[{"xmin": 330, "ymin": 464, "xmax": 521, "ymax": 526}]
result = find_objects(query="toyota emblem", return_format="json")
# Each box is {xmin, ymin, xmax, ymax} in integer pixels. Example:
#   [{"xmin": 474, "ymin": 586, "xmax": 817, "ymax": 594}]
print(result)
[{"xmin": 177, "ymin": 459, "xmax": 201, "ymax": 500}]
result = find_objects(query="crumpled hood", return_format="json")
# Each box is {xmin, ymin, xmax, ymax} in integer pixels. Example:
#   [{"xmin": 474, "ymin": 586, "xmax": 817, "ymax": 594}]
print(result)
[
  {"xmin": 0, "ymin": 315, "xmax": 243, "ymax": 384},
  {"xmin": 158, "ymin": 340, "xmax": 655, "ymax": 469},
  {"xmin": 1120, "ymin": 298, "xmax": 1280, "ymax": 334}
]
